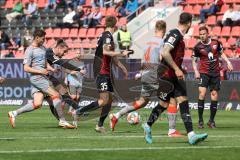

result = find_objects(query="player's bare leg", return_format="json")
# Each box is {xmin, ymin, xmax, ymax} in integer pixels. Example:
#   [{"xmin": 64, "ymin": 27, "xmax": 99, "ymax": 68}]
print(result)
[{"xmin": 8, "ymin": 92, "xmax": 44, "ymax": 128}]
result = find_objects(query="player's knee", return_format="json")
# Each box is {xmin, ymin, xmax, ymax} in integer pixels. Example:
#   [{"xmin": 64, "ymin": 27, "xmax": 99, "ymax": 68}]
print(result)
[
  {"xmin": 33, "ymin": 102, "xmax": 42, "ymax": 109},
  {"xmin": 51, "ymin": 94, "xmax": 61, "ymax": 101},
  {"xmin": 211, "ymin": 91, "xmax": 218, "ymax": 99}
]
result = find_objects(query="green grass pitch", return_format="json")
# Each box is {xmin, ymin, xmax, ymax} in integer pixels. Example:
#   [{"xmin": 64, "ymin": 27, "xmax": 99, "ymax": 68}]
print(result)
[{"xmin": 0, "ymin": 106, "xmax": 240, "ymax": 160}]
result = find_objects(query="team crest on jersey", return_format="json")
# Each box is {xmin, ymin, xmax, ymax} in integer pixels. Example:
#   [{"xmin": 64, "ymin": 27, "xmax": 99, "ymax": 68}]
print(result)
[
  {"xmin": 106, "ymin": 38, "xmax": 111, "ymax": 44},
  {"xmin": 168, "ymin": 36, "xmax": 176, "ymax": 44},
  {"xmin": 213, "ymin": 45, "xmax": 217, "ymax": 50}
]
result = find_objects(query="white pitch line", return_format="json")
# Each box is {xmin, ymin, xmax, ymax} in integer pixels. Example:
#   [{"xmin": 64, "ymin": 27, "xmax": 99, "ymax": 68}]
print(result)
[
  {"xmin": 0, "ymin": 146, "xmax": 240, "ymax": 154},
  {"xmin": 1, "ymin": 135, "xmax": 240, "ymax": 140}
]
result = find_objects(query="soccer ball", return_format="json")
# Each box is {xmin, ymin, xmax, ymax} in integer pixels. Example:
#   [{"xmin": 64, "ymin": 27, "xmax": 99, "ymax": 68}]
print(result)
[{"xmin": 127, "ymin": 112, "xmax": 141, "ymax": 125}]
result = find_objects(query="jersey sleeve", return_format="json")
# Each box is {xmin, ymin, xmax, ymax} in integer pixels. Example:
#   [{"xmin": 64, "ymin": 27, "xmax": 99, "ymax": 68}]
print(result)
[
  {"xmin": 164, "ymin": 30, "xmax": 181, "ymax": 49},
  {"xmin": 192, "ymin": 45, "xmax": 200, "ymax": 57},
  {"xmin": 102, "ymin": 33, "xmax": 113, "ymax": 46},
  {"xmin": 23, "ymin": 47, "xmax": 33, "ymax": 65}
]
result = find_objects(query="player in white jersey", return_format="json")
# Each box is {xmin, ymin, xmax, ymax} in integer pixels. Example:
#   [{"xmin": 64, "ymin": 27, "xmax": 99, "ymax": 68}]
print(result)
[
  {"xmin": 8, "ymin": 30, "xmax": 75, "ymax": 129},
  {"xmin": 109, "ymin": 20, "xmax": 183, "ymax": 137}
]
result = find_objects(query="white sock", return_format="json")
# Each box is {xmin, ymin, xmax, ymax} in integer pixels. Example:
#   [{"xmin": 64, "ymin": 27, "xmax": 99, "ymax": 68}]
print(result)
[
  {"xmin": 187, "ymin": 131, "xmax": 195, "ymax": 139},
  {"xmin": 168, "ymin": 129, "xmax": 176, "ymax": 134}
]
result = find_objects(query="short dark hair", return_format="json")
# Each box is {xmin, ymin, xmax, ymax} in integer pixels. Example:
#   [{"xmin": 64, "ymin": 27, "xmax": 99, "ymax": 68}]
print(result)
[
  {"xmin": 199, "ymin": 26, "xmax": 209, "ymax": 33},
  {"xmin": 56, "ymin": 39, "xmax": 68, "ymax": 48},
  {"xmin": 33, "ymin": 29, "xmax": 46, "ymax": 39},
  {"xmin": 155, "ymin": 20, "xmax": 166, "ymax": 31},
  {"xmin": 179, "ymin": 12, "xmax": 192, "ymax": 25},
  {"xmin": 105, "ymin": 16, "xmax": 117, "ymax": 28}
]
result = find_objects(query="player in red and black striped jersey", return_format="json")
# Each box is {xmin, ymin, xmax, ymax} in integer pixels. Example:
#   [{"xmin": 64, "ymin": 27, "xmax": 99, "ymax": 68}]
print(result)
[
  {"xmin": 192, "ymin": 26, "xmax": 233, "ymax": 128},
  {"xmin": 143, "ymin": 12, "xmax": 208, "ymax": 145},
  {"xmin": 73, "ymin": 16, "xmax": 131, "ymax": 133}
]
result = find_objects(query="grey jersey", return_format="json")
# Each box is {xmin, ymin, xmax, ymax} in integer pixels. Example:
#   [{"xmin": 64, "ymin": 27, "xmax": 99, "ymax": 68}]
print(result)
[
  {"xmin": 141, "ymin": 37, "xmax": 164, "ymax": 83},
  {"xmin": 23, "ymin": 45, "xmax": 47, "ymax": 81}
]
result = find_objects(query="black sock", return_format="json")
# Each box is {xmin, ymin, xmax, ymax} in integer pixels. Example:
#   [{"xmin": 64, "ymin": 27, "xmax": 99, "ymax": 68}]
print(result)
[
  {"xmin": 98, "ymin": 103, "xmax": 112, "ymax": 127},
  {"xmin": 198, "ymin": 99, "xmax": 205, "ymax": 122},
  {"xmin": 179, "ymin": 101, "xmax": 193, "ymax": 133},
  {"xmin": 210, "ymin": 101, "xmax": 218, "ymax": 122},
  {"xmin": 62, "ymin": 94, "xmax": 79, "ymax": 110},
  {"xmin": 147, "ymin": 104, "xmax": 166, "ymax": 127},
  {"xmin": 76, "ymin": 101, "xmax": 100, "ymax": 115}
]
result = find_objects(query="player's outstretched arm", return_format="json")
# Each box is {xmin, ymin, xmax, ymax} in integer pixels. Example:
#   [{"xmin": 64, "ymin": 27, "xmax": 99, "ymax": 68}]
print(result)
[
  {"xmin": 103, "ymin": 44, "xmax": 130, "ymax": 57},
  {"xmin": 112, "ymin": 57, "xmax": 128, "ymax": 79},
  {"xmin": 220, "ymin": 52, "xmax": 233, "ymax": 71},
  {"xmin": 162, "ymin": 44, "xmax": 184, "ymax": 80}
]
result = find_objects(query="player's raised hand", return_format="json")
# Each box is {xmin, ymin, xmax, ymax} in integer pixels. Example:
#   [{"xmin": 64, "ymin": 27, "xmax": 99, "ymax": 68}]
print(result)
[
  {"xmin": 227, "ymin": 61, "xmax": 233, "ymax": 71},
  {"xmin": 175, "ymin": 68, "xmax": 185, "ymax": 80},
  {"xmin": 0, "ymin": 77, "xmax": 5, "ymax": 84},
  {"xmin": 134, "ymin": 72, "xmax": 142, "ymax": 80}
]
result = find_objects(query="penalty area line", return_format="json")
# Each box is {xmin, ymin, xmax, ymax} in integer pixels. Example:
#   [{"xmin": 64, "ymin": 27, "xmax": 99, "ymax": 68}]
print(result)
[{"xmin": 0, "ymin": 146, "xmax": 240, "ymax": 154}]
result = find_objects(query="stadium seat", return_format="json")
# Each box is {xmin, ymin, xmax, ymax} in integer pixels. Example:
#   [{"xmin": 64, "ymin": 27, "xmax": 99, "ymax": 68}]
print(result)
[
  {"xmin": 38, "ymin": 0, "xmax": 47, "ymax": 8},
  {"xmin": 183, "ymin": 6, "xmax": 193, "ymax": 14},
  {"xmin": 61, "ymin": 28, "xmax": 70, "ymax": 38},
  {"xmin": 192, "ymin": 5, "xmax": 202, "ymax": 15},
  {"xmin": 52, "ymin": 28, "xmax": 61, "ymax": 38},
  {"xmin": 91, "ymin": 39, "xmax": 98, "ymax": 48},
  {"xmin": 96, "ymin": 28, "xmax": 104, "ymax": 37},
  {"xmin": 185, "ymin": 0, "xmax": 197, "ymax": 5},
  {"xmin": 217, "ymin": 5, "xmax": 229, "ymax": 15},
  {"xmin": 217, "ymin": 15, "xmax": 223, "ymax": 22},
  {"xmin": 206, "ymin": 16, "xmax": 216, "ymax": 26},
  {"xmin": 221, "ymin": 26, "xmax": 231, "ymax": 37},
  {"xmin": 86, "ymin": 28, "xmax": 96, "ymax": 38},
  {"xmin": 197, "ymin": 0, "xmax": 206, "ymax": 5},
  {"xmin": 231, "ymin": 26, "xmax": 240, "ymax": 37},
  {"xmin": 69, "ymin": 28, "xmax": 79, "ymax": 38},
  {"xmin": 100, "ymin": 8, "xmax": 107, "ymax": 17},
  {"xmin": 3, "ymin": 0, "xmax": 14, "ymax": 8},
  {"xmin": 72, "ymin": 39, "xmax": 82, "ymax": 49},
  {"xmin": 106, "ymin": 7, "xmax": 116, "ymax": 16},
  {"xmin": 45, "ymin": 28, "xmax": 53, "ymax": 38},
  {"xmin": 224, "ymin": 49, "xmax": 234, "ymax": 58},
  {"xmin": 65, "ymin": 38, "xmax": 73, "ymax": 48},
  {"xmin": 15, "ymin": 50, "xmax": 24, "ymax": 58},
  {"xmin": 224, "ymin": 0, "xmax": 234, "ymax": 4},
  {"xmin": 227, "ymin": 37, "xmax": 237, "ymax": 48},
  {"xmin": 220, "ymin": 38, "xmax": 228, "ymax": 48},
  {"xmin": 81, "ymin": 39, "xmax": 92, "ymax": 49},
  {"xmin": 45, "ymin": 39, "xmax": 55, "ymax": 48},
  {"xmin": 192, "ymin": 25, "xmax": 199, "ymax": 37},
  {"xmin": 184, "ymin": 50, "xmax": 192, "ymax": 58},
  {"xmin": 186, "ymin": 38, "xmax": 197, "ymax": 49},
  {"xmin": 210, "ymin": 26, "xmax": 221, "ymax": 36},
  {"xmin": 78, "ymin": 28, "xmax": 87, "ymax": 38}
]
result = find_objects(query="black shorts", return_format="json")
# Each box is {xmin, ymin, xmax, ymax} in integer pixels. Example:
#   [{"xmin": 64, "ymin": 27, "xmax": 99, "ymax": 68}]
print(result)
[
  {"xmin": 96, "ymin": 74, "xmax": 113, "ymax": 92},
  {"xmin": 158, "ymin": 77, "xmax": 187, "ymax": 102},
  {"xmin": 199, "ymin": 73, "xmax": 221, "ymax": 91}
]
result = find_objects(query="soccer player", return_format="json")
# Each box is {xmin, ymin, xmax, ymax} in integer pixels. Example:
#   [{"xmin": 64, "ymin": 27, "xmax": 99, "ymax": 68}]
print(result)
[
  {"xmin": 109, "ymin": 20, "xmax": 183, "ymax": 137},
  {"xmin": 73, "ymin": 16, "xmax": 131, "ymax": 133},
  {"xmin": 192, "ymin": 26, "xmax": 233, "ymax": 128},
  {"xmin": 142, "ymin": 12, "xmax": 208, "ymax": 144},
  {"xmin": 8, "ymin": 30, "xmax": 74, "ymax": 128}
]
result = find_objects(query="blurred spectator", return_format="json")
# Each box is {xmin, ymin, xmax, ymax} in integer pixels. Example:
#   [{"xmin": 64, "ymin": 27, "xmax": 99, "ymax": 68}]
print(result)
[
  {"xmin": 117, "ymin": 24, "xmax": 132, "ymax": 50},
  {"xmin": 73, "ymin": 6, "xmax": 85, "ymax": 27},
  {"xmin": 115, "ymin": 1, "xmax": 127, "ymax": 17},
  {"xmin": 45, "ymin": 0, "xmax": 57, "ymax": 11},
  {"xmin": 21, "ymin": 29, "xmax": 33, "ymax": 49},
  {"xmin": 6, "ymin": 0, "xmax": 23, "ymax": 23},
  {"xmin": 82, "ymin": 8, "xmax": 92, "ymax": 27},
  {"xmin": 0, "ymin": 30, "xmax": 11, "ymax": 50},
  {"xmin": 56, "ymin": 0, "xmax": 67, "ymax": 10},
  {"xmin": 173, "ymin": 0, "xmax": 185, "ymax": 6},
  {"xmin": 23, "ymin": 0, "xmax": 38, "ymax": 26},
  {"xmin": 199, "ymin": 0, "xmax": 223, "ymax": 23},
  {"xmin": 83, "ymin": 7, "xmax": 102, "ymax": 28},
  {"xmin": 91, "ymin": 0, "xmax": 104, "ymax": 7},
  {"xmin": 234, "ymin": 38, "xmax": 240, "ymax": 58},
  {"xmin": 217, "ymin": 4, "xmax": 240, "ymax": 26},
  {"xmin": 126, "ymin": 0, "xmax": 138, "ymax": 15},
  {"xmin": 56, "ymin": 7, "xmax": 76, "ymax": 28},
  {"xmin": 72, "ymin": 0, "xmax": 86, "ymax": 9}
]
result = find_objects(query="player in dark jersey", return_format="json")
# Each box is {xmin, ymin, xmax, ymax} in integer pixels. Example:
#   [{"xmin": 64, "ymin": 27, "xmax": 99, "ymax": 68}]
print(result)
[
  {"xmin": 73, "ymin": 16, "xmax": 131, "ymax": 133},
  {"xmin": 45, "ymin": 39, "xmax": 85, "ymax": 123},
  {"xmin": 142, "ymin": 12, "xmax": 208, "ymax": 145},
  {"xmin": 192, "ymin": 26, "xmax": 233, "ymax": 129}
]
